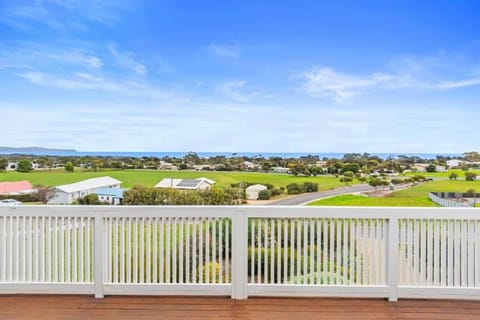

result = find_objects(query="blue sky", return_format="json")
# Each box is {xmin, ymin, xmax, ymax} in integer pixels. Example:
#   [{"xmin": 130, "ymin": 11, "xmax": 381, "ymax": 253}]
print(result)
[{"xmin": 1, "ymin": 0, "xmax": 479, "ymax": 153}]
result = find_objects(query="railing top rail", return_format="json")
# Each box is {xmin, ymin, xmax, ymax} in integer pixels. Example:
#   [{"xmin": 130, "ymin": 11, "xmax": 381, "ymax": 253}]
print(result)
[{"xmin": 0, "ymin": 205, "xmax": 478, "ymax": 220}]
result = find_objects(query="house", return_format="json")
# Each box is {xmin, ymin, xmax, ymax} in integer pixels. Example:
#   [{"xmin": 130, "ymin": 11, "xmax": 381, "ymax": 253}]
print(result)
[
  {"xmin": 6, "ymin": 162, "xmax": 17, "ymax": 171},
  {"xmin": 155, "ymin": 177, "xmax": 216, "ymax": 190},
  {"xmin": 0, "ymin": 180, "xmax": 36, "ymax": 195},
  {"xmin": 315, "ymin": 161, "xmax": 328, "ymax": 168},
  {"xmin": 158, "ymin": 161, "xmax": 178, "ymax": 171},
  {"xmin": 413, "ymin": 164, "xmax": 427, "ymax": 172},
  {"xmin": 245, "ymin": 184, "xmax": 267, "ymax": 200},
  {"xmin": 447, "ymin": 159, "xmax": 464, "ymax": 168},
  {"xmin": 271, "ymin": 166, "xmax": 291, "ymax": 174},
  {"xmin": 95, "ymin": 188, "xmax": 124, "ymax": 205},
  {"xmin": 193, "ymin": 164, "xmax": 213, "ymax": 171},
  {"xmin": 243, "ymin": 161, "xmax": 260, "ymax": 170},
  {"xmin": 48, "ymin": 176, "xmax": 122, "ymax": 204}
]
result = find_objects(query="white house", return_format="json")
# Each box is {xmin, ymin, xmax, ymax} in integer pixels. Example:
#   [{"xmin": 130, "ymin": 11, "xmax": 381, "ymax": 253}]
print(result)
[
  {"xmin": 245, "ymin": 184, "xmax": 267, "ymax": 200},
  {"xmin": 6, "ymin": 162, "xmax": 17, "ymax": 171},
  {"xmin": 158, "ymin": 161, "xmax": 178, "ymax": 171},
  {"xmin": 243, "ymin": 161, "xmax": 260, "ymax": 170},
  {"xmin": 48, "ymin": 176, "xmax": 122, "ymax": 204},
  {"xmin": 446, "ymin": 159, "xmax": 464, "ymax": 168},
  {"xmin": 271, "ymin": 166, "xmax": 291, "ymax": 174},
  {"xmin": 155, "ymin": 177, "xmax": 216, "ymax": 190}
]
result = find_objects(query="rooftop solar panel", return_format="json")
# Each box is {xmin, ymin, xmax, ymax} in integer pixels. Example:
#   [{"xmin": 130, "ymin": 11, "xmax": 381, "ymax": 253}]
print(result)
[{"xmin": 177, "ymin": 179, "xmax": 201, "ymax": 188}]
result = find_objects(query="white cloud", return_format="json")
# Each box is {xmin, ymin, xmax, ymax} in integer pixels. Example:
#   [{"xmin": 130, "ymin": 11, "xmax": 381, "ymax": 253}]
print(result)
[
  {"xmin": 297, "ymin": 67, "xmax": 392, "ymax": 101},
  {"xmin": 108, "ymin": 44, "xmax": 147, "ymax": 75},
  {"xmin": 0, "ymin": 47, "xmax": 102, "ymax": 70},
  {"xmin": 19, "ymin": 71, "xmax": 174, "ymax": 99},
  {"xmin": 0, "ymin": 0, "xmax": 137, "ymax": 32},
  {"xmin": 207, "ymin": 43, "xmax": 240, "ymax": 58},
  {"xmin": 217, "ymin": 80, "xmax": 261, "ymax": 102},
  {"xmin": 297, "ymin": 53, "xmax": 480, "ymax": 101}
]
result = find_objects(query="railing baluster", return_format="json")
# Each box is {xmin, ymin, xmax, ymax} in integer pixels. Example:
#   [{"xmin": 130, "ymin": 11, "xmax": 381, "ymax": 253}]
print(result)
[
  {"xmin": 146, "ymin": 217, "xmax": 151, "ymax": 284},
  {"xmin": 173, "ymin": 218, "xmax": 178, "ymax": 284},
  {"xmin": 120, "ymin": 217, "xmax": 125, "ymax": 284},
  {"xmin": 219, "ymin": 218, "xmax": 223, "ymax": 283},
  {"xmin": 153, "ymin": 217, "xmax": 158, "ymax": 283}
]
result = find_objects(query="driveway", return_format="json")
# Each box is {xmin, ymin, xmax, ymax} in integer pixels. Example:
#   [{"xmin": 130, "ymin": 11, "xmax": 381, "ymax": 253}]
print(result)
[{"xmin": 267, "ymin": 184, "xmax": 374, "ymax": 206}]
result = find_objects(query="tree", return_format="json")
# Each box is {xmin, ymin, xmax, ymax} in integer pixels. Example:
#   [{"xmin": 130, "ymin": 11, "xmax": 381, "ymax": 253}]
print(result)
[
  {"xmin": 0, "ymin": 158, "xmax": 7, "ymax": 171},
  {"xmin": 449, "ymin": 172, "xmax": 458, "ymax": 180},
  {"xmin": 91, "ymin": 160, "xmax": 102, "ymax": 172},
  {"xmin": 465, "ymin": 172, "xmax": 477, "ymax": 181},
  {"xmin": 64, "ymin": 161, "xmax": 74, "ymax": 172},
  {"xmin": 35, "ymin": 185, "xmax": 55, "ymax": 204},
  {"xmin": 425, "ymin": 164, "xmax": 436, "ymax": 172},
  {"xmin": 16, "ymin": 160, "xmax": 33, "ymax": 172},
  {"xmin": 341, "ymin": 163, "xmax": 360, "ymax": 174}
]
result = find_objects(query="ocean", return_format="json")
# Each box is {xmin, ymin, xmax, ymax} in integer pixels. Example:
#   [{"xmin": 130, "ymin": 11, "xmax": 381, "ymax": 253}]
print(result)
[{"xmin": 0, "ymin": 151, "xmax": 462, "ymax": 160}]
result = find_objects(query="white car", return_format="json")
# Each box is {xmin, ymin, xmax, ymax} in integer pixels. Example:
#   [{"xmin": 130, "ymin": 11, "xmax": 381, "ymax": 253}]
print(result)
[{"xmin": 0, "ymin": 199, "xmax": 22, "ymax": 206}]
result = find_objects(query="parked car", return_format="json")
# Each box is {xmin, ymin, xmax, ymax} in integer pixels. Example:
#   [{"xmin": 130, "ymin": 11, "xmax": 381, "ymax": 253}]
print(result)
[{"xmin": 0, "ymin": 199, "xmax": 22, "ymax": 206}]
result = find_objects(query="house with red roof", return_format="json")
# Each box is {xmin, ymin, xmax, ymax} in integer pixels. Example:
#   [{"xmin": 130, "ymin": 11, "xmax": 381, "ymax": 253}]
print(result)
[{"xmin": 0, "ymin": 181, "xmax": 36, "ymax": 195}]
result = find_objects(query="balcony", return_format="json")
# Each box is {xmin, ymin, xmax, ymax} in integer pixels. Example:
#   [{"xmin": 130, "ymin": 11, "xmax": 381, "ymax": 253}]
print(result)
[{"xmin": 1, "ymin": 205, "xmax": 479, "ymax": 305}]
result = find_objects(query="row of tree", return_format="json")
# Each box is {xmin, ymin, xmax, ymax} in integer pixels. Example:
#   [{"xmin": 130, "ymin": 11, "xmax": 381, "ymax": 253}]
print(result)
[{"xmin": 2, "ymin": 151, "xmax": 479, "ymax": 176}]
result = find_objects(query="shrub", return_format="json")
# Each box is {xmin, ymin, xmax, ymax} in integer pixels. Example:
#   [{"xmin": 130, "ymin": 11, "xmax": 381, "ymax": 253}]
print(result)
[
  {"xmin": 123, "ymin": 185, "xmax": 243, "ymax": 205},
  {"xmin": 247, "ymin": 247, "xmax": 340, "ymax": 284},
  {"xmin": 303, "ymin": 182, "xmax": 318, "ymax": 192},
  {"xmin": 78, "ymin": 193, "xmax": 100, "ymax": 205},
  {"xmin": 449, "ymin": 172, "xmax": 459, "ymax": 180},
  {"xmin": 286, "ymin": 183, "xmax": 304, "ymax": 194},
  {"xmin": 257, "ymin": 190, "xmax": 271, "ymax": 200},
  {"xmin": 196, "ymin": 262, "xmax": 221, "ymax": 283},
  {"xmin": 0, "ymin": 193, "xmax": 39, "ymax": 202},
  {"xmin": 270, "ymin": 188, "xmax": 284, "ymax": 196},
  {"xmin": 465, "ymin": 172, "xmax": 477, "ymax": 181},
  {"xmin": 264, "ymin": 183, "xmax": 274, "ymax": 190}
]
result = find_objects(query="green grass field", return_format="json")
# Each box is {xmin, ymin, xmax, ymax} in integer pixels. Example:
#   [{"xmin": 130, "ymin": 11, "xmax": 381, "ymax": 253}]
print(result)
[
  {"xmin": 0, "ymin": 169, "xmax": 343, "ymax": 191},
  {"xmin": 309, "ymin": 179, "xmax": 480, "ymax": 207},
  {"xmin": 308, "ymin": 194, "xmax": 439, "ymax": 207},
  {"xmin": 403, "ymin": 169, "xmax": 480, "ymax": 179}
]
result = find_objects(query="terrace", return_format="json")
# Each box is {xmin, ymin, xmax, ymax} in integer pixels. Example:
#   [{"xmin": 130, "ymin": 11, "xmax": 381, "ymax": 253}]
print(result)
[{"xmin": 1, "ymin": 205, "xmax": 480, "ymax": 318}]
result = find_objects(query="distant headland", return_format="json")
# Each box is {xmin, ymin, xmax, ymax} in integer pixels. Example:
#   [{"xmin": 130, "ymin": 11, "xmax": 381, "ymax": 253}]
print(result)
[{"xmin": 0, "ymin": 146, "xmax": 77, "ymax": 153}]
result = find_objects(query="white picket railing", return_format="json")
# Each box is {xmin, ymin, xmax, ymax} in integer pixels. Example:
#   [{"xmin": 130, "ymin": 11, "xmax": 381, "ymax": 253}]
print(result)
[
  {"xmin": 0, "ymin": 206, "xmax": 479, "ymax": 301},
  {"xmin": 429, "ymin": 192, "xmax": 471, "ymax": 207}
]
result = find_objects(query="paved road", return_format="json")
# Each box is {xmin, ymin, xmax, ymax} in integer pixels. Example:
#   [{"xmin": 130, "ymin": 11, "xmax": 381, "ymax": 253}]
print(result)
[{"xmin": 267, "ymin": 184, "xmax": 375, "ymax": 206}]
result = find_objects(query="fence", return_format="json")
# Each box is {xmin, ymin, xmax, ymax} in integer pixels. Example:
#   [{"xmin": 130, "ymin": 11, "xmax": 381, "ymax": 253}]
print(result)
[
  {"xmin": 1, "ymin": 206, "xmax": 479, "ymax": 301},
  {"xmin": 429, "ymin": 192, "xmax": 472, "ymax": 207}
]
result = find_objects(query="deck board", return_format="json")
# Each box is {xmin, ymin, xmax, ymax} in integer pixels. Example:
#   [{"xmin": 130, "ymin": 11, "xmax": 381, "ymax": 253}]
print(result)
[{"xmin": 1, "ymin": 296, "xmax": 480, "ymax": 319}]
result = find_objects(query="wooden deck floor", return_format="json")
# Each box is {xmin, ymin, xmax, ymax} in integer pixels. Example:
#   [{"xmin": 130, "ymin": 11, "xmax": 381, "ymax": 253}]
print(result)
[{"xmin": 1, "ymin": 295, "xmax": 480, "ymax": 320}]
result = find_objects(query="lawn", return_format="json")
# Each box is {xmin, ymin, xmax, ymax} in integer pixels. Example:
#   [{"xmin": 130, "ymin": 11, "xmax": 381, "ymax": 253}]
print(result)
[
  {"xmin": 0, "ymin": 169, "xmax": 344, "ymax": 191},
  {"xmin": 309, "ymin": 180, "xmax": 480, "ymax": 207},
  {"xmin": 403, "ymin": 169, "xmax": 480, "ymax": 179},
  {"xmin": 308, "ymin": 194, "xmax": 438, "ymax": 207}
]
